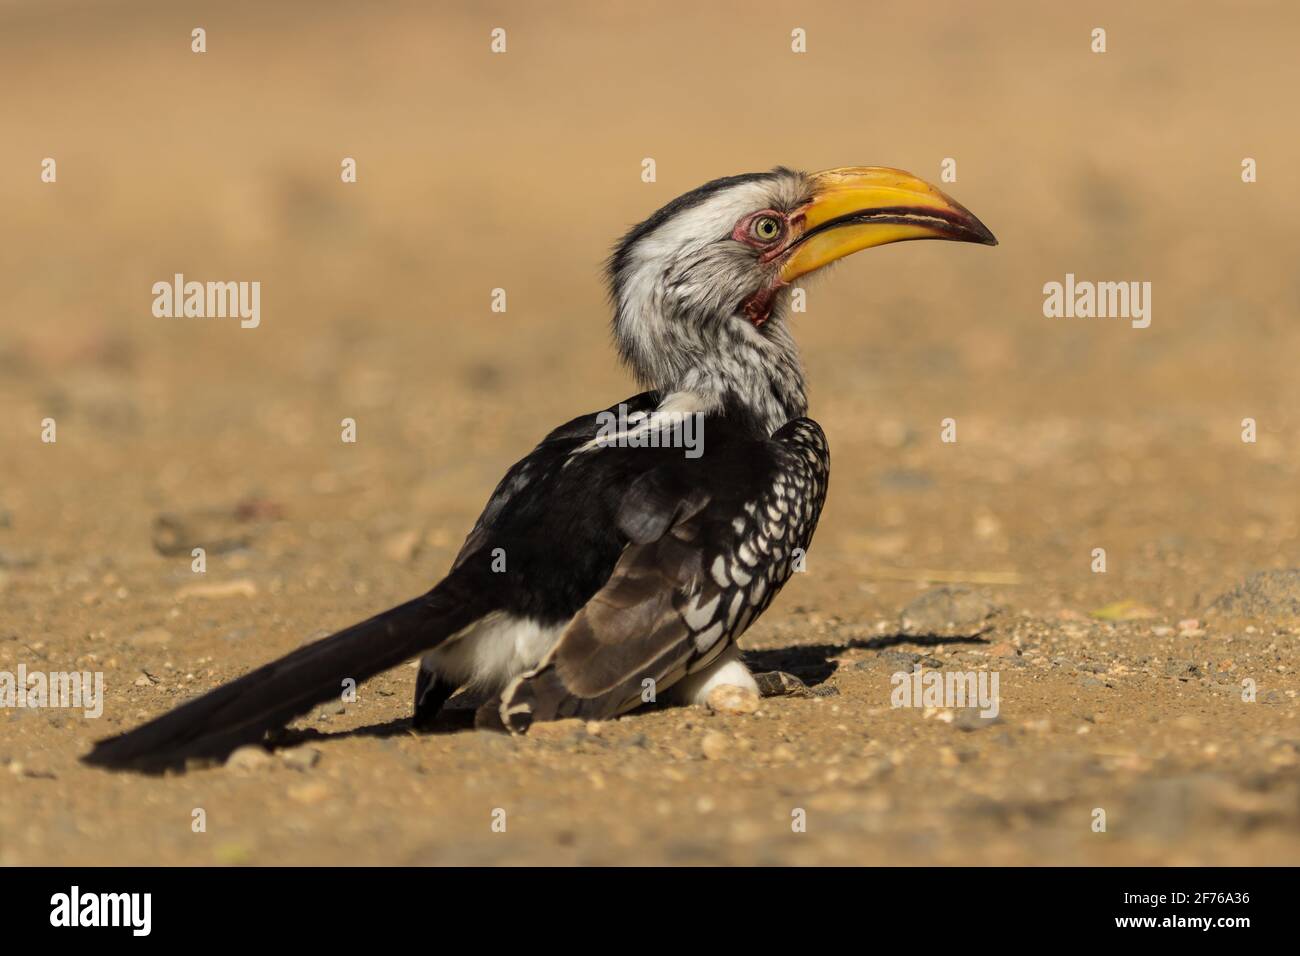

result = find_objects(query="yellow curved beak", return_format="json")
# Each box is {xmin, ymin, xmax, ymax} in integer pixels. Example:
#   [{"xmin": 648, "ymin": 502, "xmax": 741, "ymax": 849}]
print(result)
[{"xmin": 779, "ymin": 167, "xmax": 996, "ymax": 284}]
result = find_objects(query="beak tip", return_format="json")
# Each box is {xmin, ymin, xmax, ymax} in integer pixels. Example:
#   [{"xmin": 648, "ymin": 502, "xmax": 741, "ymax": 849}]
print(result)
[{"xmin": 964, "ymin": 214, "xmax": 998, "ymax": 247}]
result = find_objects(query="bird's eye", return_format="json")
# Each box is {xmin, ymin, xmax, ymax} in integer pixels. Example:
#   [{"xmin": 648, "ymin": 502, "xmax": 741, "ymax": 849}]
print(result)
[{"xmin": 751, "ymin": 215, "xmax": 782, "ymax": 243}]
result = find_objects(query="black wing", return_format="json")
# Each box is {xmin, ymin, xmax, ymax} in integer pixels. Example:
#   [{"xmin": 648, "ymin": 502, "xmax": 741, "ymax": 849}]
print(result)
[
  {"xmin": 450, "ymin": 391, "xmax": 660, "ymax": 572},
  {"xmin": 490, "ymin": 417, "xmax": 829, "ymax": 730}
]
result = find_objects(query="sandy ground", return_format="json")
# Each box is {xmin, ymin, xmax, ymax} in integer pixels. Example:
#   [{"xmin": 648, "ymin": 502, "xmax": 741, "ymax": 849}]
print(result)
[{"xmin": 2, "ymin": 0, "xmax": 1299, "ymax": 865}]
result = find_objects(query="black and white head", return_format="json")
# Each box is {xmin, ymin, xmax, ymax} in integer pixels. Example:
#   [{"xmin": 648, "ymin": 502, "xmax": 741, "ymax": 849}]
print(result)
[{"xmin": 608, "ymin": 166, "xmax": 996, "ymax": 435}]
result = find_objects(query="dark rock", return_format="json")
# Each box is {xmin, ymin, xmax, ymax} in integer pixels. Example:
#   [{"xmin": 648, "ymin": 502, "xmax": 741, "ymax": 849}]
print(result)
[
  {"xmin": 954, "ymin": 708, "xmax": 1003, "ymax": 731},
  {"xmin": 152, "ymin": 511, "xmax": 253, "ymax": 557},
  {"xmin": 1164, "ymin": 660, "xmax": 1200, "ymax": 680},
  {"xmin": 279, "ymin": 746, "xmax": 321, "ymax": 770},
  {"xmin": 1210, "ymin": 570, "xmax": 1300, "ymax": 621},
  {"xmin": 880, "ymin": 469, "xmax": 934, "ymax": 491},
  {"xmin": 900, "ymin": 586, "xmax": 1000, "ymax": 637},
  {"xmin": 868, "ymin": 650, "xmax": 946, "ymax": 672}
]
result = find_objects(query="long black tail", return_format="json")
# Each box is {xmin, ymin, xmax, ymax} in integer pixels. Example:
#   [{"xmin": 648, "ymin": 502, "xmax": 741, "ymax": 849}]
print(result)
[{"xmin": 83, "ymin": 581, "xmax": 479, "ymax": 772}]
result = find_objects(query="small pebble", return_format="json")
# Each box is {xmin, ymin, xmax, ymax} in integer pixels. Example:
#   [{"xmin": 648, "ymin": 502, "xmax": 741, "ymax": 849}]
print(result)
[
  {"xmin": 225, "ymin": 745, "xmax": 272, "ymax": 772},
  {"xmin": 279, "ymin": 746, "xmax": 321, "ymax": 770},
  {"xmin": 177, "ymin": 579, "xmax": 258, "ymax": 601},
  {"xmin": 771, "ymin": 744, "xmax": 796, "ymax": 762},
  {"xmin": 287, "ymin": 782, "xmax": 331, "ymax": 805},
  {"xmin": 128, "ymin": 628, "xmax": 173, "ymax": 648},
  {"xmin": 528, "ymin": 718, "xmax": 587, "ymax": 741},
  {"xmin": 383, "ymin": 530, "xmax": 422, "ymax": 563},
  {"xmin": 701, "ymin": 731, "xmax": 730, "ymax": 760}
]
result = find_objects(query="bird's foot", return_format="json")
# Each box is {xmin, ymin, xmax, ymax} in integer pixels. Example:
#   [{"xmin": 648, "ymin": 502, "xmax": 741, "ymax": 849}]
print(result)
[{"xmin": 668, "ymin": 644, "xmax": 759, "ymax": 706}]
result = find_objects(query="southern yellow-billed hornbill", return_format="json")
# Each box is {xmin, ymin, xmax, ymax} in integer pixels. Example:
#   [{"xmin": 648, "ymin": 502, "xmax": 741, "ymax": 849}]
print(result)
[{"xmin": 85, "ymin": 167, "xmax": 995, "ymax": 771}]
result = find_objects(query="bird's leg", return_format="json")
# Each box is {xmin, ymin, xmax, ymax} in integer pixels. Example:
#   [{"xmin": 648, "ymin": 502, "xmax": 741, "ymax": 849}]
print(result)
[
  {"xmin": 667, "ymin": 643, "xmax": 759, "ymax": 705},
  {"xmin": 412, "ymin": 662, "xmax": 459, "ymax": 731}
]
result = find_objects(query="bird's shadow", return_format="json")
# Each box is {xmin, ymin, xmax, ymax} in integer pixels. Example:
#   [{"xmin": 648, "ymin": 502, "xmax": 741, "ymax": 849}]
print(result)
[
  {"xmin": 270, "ymin": 630, "xmax": 989, "ymax": 749},
  {"xmin": 741, "ymin": 630, "xmax": 989, "ymax": 687}
]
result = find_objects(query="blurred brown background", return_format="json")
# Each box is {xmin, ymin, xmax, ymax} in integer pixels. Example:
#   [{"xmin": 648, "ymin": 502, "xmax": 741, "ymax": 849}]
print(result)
[{"xmin": 2, "ymin": 1, "xmax": 1298, "ymax": 865}]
